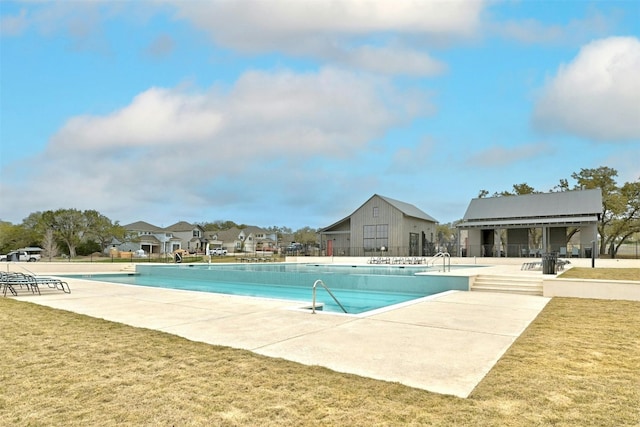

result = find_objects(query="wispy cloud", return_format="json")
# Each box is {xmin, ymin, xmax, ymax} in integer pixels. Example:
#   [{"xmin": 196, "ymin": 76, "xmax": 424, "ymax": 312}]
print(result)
[
  {"xmin": 492, "ymin": 10, "xmax": 617, "ymax": 45},
  {"xmin": 143, "ymin": 33, "xmax": 175, "ymax": 59},
  {"xmin": 465, "ymin": 142, "xmax": 556, "ymax": 168},
  {"xmin": 387, "ymin": 138, "xmax": 437, "ymax": 174},
  {"xmin": 0, "ymin": 8, "xmax": 28, "ymax": 36}
]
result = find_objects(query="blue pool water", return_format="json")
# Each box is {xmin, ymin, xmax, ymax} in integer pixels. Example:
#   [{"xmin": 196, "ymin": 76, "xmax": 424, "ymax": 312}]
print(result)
[{"xmin": 69, "ymin": 263, "xmax": 475, "ymax": 314}]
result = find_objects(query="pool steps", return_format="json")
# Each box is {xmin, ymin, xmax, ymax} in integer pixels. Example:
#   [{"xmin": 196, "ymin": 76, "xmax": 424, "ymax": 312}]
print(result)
[{"xmin": 471, "ymin": 274, "xmax": 544, "ymax": 296}]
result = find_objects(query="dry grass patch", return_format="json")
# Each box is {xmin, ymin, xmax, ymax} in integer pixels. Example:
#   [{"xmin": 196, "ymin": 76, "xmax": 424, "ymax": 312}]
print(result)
[
  {"xmin": 1, "ymin": 297, "xmax": 639, "ymax": 426},
  {"xmin": 558, "ymin": 267, "xmax": 640, "ymax": 281},
  {"xmin": 471, "ymin": 298, "xmax": 640, "ymax": 425}
]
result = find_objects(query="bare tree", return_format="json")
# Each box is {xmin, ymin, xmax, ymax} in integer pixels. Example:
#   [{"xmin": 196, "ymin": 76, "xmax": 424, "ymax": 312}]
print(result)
[{"xmin": 41, "ymin": 228, "xmax": 59, "ymax": 261}]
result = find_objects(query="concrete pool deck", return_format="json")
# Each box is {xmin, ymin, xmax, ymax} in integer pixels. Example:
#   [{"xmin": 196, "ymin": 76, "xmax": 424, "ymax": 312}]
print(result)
[{"xmin": 8, "ymin": 265, "xmax": 552, "ymax": 398}]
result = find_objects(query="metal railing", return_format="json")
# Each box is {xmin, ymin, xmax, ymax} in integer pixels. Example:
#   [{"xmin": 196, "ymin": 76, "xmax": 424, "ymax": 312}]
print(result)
[
  {"xmin": 312, "ymin": 279, "xmax": 347, "ymax": 314},
  {"xmin": 425, "ymin": 251, "xmax": 450, "ymax": 272}
]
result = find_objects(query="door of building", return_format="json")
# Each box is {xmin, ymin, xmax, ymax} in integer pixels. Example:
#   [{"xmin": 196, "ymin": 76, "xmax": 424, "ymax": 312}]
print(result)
[{"xmin": 409, "ymin": 233, "xmax": 419, "ymax": 256}]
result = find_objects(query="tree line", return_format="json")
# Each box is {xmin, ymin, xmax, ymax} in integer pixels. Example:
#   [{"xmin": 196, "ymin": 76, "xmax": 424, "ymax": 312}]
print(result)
[
  {"xmin": 0, "ymin": 209, "xmax": 129, "ymax": 258},
  {"xmin": 0, "ymin": 211, "xmax": 320, "ymax": 258}
]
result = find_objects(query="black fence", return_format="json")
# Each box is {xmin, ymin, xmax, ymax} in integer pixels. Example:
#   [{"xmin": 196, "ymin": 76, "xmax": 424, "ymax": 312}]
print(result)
[{"xmin": 323, "ymin": 243, "xmax": 640, "ymax": 259}]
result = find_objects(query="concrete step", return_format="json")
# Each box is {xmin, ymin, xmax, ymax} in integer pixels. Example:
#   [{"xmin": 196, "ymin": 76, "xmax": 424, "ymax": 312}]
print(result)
[{"xmin": 471, "ymin": 275, "xmax": 544, "ymax": 296}]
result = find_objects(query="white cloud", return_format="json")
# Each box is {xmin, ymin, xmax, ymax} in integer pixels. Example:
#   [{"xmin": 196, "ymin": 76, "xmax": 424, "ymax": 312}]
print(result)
[
  {"xmin": 3, "ymin": 1, "xmax": 482, "ymax": 76},
  {"xmin": 168, "ymin": 0, "xmax": 484, "ymax": 75},
  {"xmin": 533, "ymin": 37, "xmax": 640, "ymax": 142},
  {"xmin": 171, "ymin": 0, "xmax": 483, "ymax": 44},
  {"xmin": 2, "ymin": 68, "xmax": 432, "ymax": 225},
  {"xmin": 51, "ymin": 87, "xmax": 223, "ymax": 151}
]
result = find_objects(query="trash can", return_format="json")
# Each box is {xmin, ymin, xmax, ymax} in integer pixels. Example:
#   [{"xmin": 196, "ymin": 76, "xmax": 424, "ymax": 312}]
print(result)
[{"xmin": 542, "ymin": 253, "xmax": 557, "ymax": 274}]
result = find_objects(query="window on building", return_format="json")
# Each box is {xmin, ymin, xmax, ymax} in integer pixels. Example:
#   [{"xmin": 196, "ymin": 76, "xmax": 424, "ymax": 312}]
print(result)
[
  {"xmin": 363, "ymin": 224, "xmax": 388, "ymax": 251},
  {"xmin": 373, "ymin": 207, "xmax": 379, "ymax": 217},
  {"xmin": 193, "ymin": 230, "xmax": 201, "ymax": 238}
]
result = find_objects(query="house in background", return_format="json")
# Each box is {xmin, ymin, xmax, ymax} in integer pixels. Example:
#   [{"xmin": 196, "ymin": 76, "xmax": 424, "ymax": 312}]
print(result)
[
  {"xmin": 319, "ymin": 194, "xmax": 438, "ymax": 257},
  {"xmin": 207, "ymin": 226, "xmax": 277, "ymax": 253},
  {"xmin": 456, "ymin": 189, "xmax": 602, "ymax": 258},
  {"xmin": 118, "ymin": 221, "xmax": 181, "ymax": 254},
  {"xmin": 165, "ymin": 221, "xmax": 206, "ymax": 253},
  {"xmin": 119, "ymin": 221, "xmax": 205, "ymax": 254},
  {"xmin": 118, "ymin": 220, "xmax": 278, "ymax": 256}
]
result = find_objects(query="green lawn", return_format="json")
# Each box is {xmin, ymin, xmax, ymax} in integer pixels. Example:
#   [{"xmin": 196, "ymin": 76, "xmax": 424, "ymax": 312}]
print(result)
[{"xmin": 1, "ymin": 297, "xmax": 638, "ymax": 426}]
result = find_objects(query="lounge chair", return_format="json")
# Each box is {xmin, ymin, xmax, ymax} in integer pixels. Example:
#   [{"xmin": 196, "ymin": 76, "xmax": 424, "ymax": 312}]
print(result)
[
  {"xmin": 521, "ymin": 261, "xmax": 541, "ymax": 270},
  {"xmin": 557, "ymin": 259, "xmax": 571, "ymax": 271},
  {"xmin": 1, "ymin": 272, "xmax": 70, "ymax": 296},
  {"xmin": 1, "ymin": 272, "xmax": 19, "ymax": 296},
  {"xmin": 1, "ymin": 272, "xmax": 38, "ymax": 296},
  {"xmin": 33, "ymin": 276, "xmax": 71, "ymax": 293}
]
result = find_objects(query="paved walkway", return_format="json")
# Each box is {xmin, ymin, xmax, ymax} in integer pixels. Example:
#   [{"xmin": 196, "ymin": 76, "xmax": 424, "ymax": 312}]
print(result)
[{"xmin": 13, "ymin": 276, "xmax": 550, "ymax": 398}]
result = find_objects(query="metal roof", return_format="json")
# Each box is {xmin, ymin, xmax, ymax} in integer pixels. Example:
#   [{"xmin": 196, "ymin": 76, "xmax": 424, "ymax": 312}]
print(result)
[
  {"xmin": 459, "ymin": 189, "xmax": 602, "ymax": 227},
  {"xmin": 378, "ymin": 195, "xmax": 438, "ymax": 223},
  {"xmin": 319, "ymin": 194, "xmax": 437, "ymax": 232},
  {"xmin": 459, "ymin": 216, "xmax": 599, "ymax": 228}
]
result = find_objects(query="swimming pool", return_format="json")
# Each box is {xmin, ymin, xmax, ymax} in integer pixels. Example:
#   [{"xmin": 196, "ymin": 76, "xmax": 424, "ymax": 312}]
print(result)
[{"xmin": 69, "ymin": 263, "xmax": 475, "ymax": 314}]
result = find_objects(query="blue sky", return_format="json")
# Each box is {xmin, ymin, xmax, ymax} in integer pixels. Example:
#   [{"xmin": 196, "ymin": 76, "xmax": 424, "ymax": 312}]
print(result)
[{"xmin": 1, "ymin": 1, "xmax": 639, "ymax": 230}]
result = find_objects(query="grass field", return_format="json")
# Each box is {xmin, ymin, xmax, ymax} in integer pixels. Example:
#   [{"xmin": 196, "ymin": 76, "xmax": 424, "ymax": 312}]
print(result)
[
  {"xmin": 1, "ymin": 296, "xmax": 638, "ymax": 426},
  {"xmin": 558, "ymin": 267, "xmax": 640, "ymax": 281}
]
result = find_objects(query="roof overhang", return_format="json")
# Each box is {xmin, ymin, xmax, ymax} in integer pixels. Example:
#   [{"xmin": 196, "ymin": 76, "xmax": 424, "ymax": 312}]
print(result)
[
  {"xmin": 138, "ymin": 235, "xmax": 161, "ymax": 243},
  {"xmin": 458, "ymin": 215, "xmax": 599, "ymax": 229}
]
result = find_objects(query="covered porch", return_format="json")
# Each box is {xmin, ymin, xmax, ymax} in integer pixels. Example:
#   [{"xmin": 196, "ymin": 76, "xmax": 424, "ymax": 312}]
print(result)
[
  {"xmin": 459, "ymin": 221, "xmax": 598, "ymax": 258},
  {"xmin": 457, "ymin": 190, "xmax": 602, "ymax": 258}
]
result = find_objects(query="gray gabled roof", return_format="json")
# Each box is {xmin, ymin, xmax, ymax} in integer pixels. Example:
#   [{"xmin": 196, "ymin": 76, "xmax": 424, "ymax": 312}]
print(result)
[
  {"xmin": 122, "ymin": 221, "xmax": 164, "ymax": 232},
  {"xmin": 461, "ymin": 189, "xmax": 602, "ymax": 222},
  {"xmin": 377, "ymin": 195, "xmax": 438, "ymax": 222},
  {"xmin": 166, "ymin": 221, "xmax": 199, "ymax": 232},
  {"xmin": 320, "ymin": 194, "xmax": 437, "ymax": 232}
]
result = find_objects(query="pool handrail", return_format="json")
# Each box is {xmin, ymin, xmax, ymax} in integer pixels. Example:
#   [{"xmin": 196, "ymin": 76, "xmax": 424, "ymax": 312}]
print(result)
[
  {"xmin": 312, "ymin": 279, "xmax": 348, "ymax": 314},
  {"xmin": 426, "ymin": 251, "xmax": 451, "ymax": 272}
]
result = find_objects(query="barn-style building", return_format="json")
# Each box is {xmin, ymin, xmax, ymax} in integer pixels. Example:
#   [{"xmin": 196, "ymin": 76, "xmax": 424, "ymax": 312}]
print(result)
[{"xmin": 318, "ymin": 194, "xmax": 438, "ymax": 257}]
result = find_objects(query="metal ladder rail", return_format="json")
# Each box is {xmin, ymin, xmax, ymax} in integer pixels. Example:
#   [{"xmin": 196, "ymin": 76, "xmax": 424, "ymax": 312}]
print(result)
[
  {"xmin": 425, "ymin": 251, "xmax": 451, "ymax": 272},
  {"xmin": 425, "ymin": 251, "xmax": 446, "ymax": 265},
  {"xmin": 312, "ymin": 279, "xmax": 348, "ymax": 314}
]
